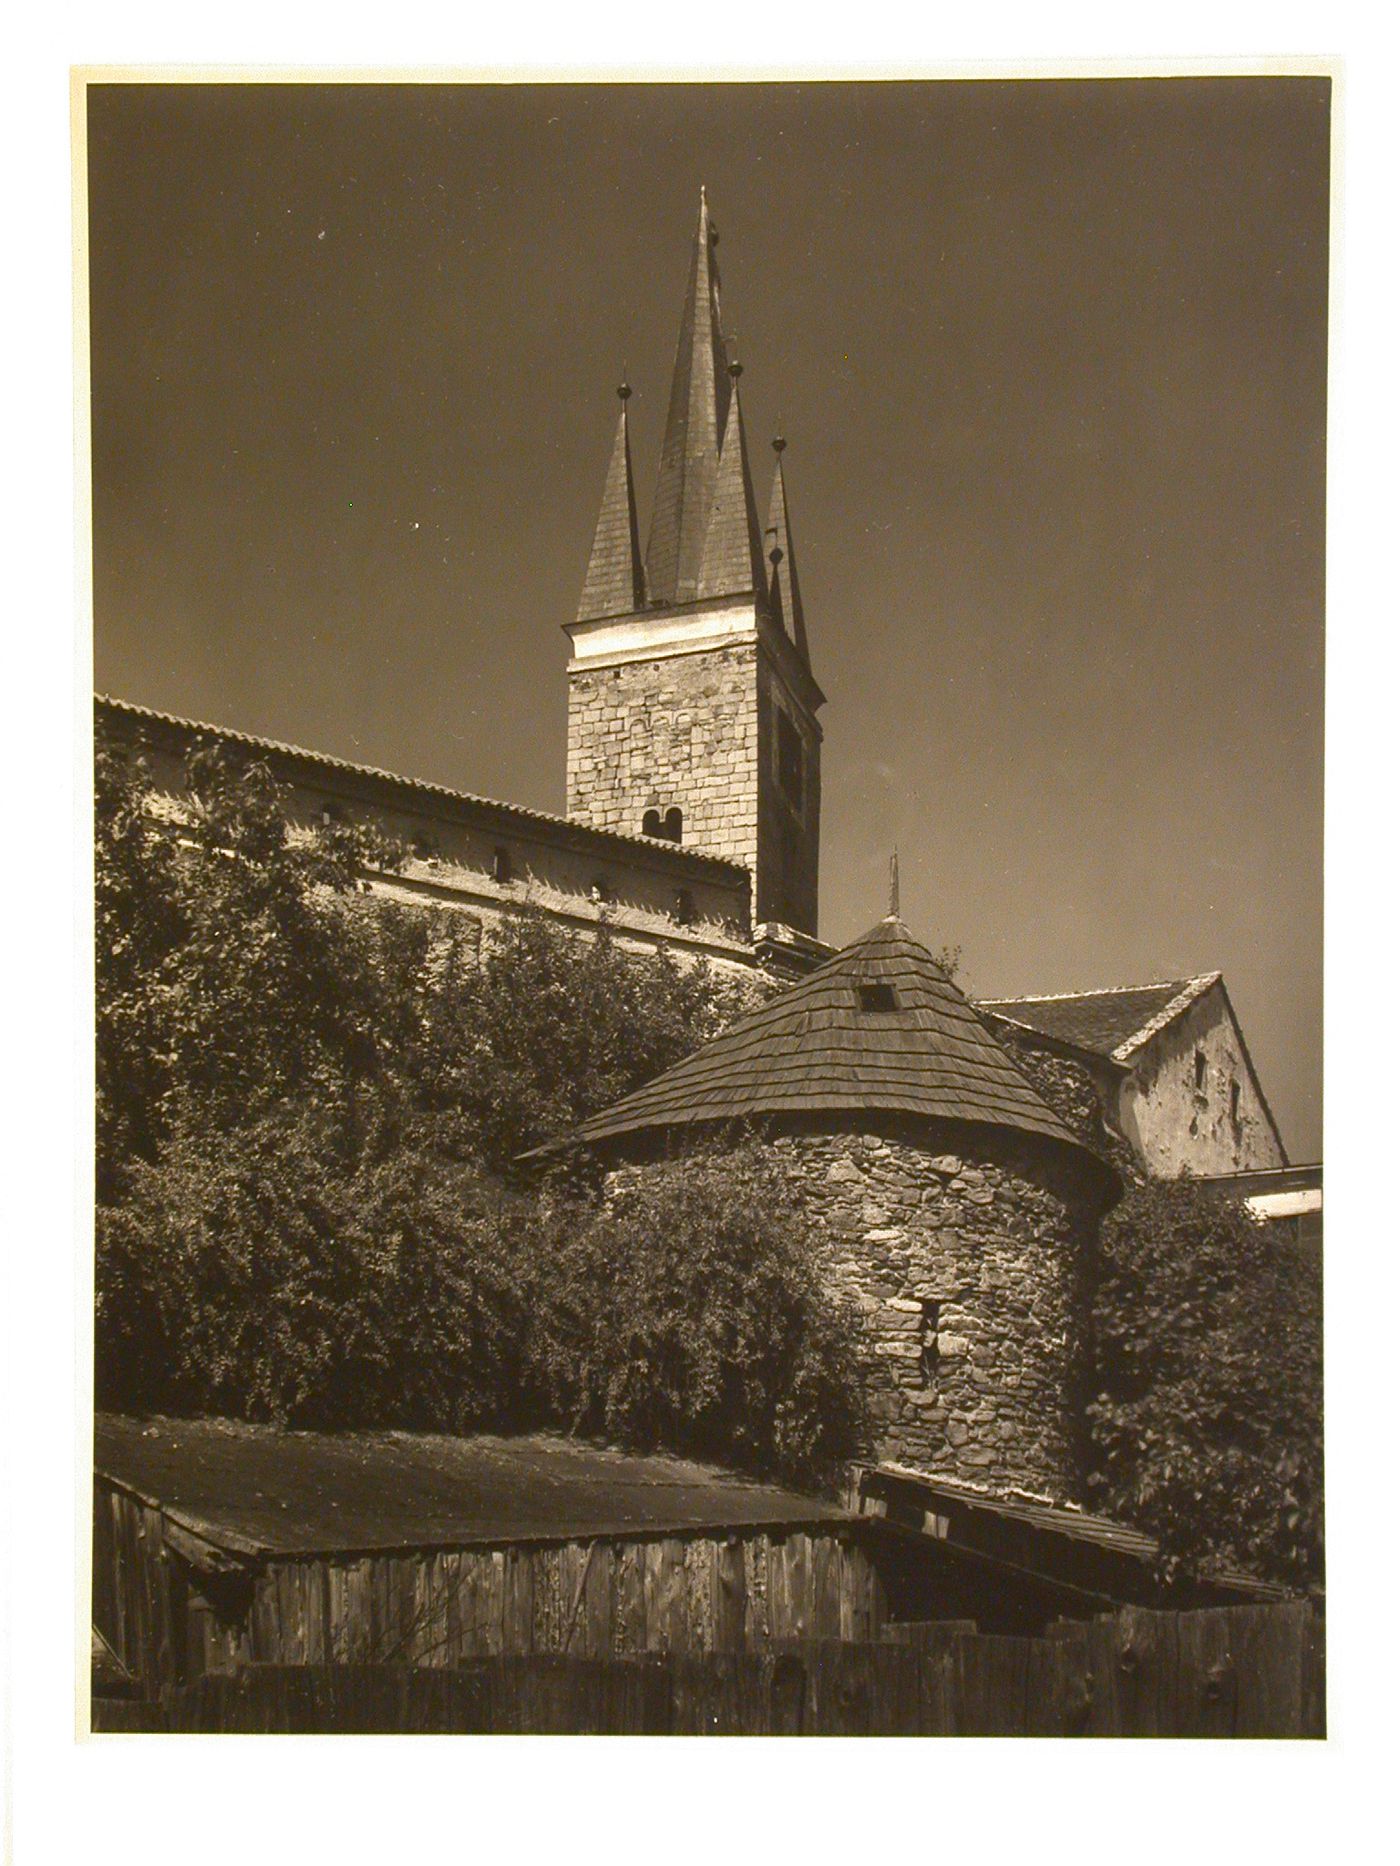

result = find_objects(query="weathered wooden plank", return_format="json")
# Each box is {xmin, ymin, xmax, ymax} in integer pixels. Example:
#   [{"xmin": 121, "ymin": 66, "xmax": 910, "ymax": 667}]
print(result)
[
  {"xmin": 615, "ymin": 1543, "xmax": 646, "ymax": 1655},
  {"xmin": 581, "ymin": 1540, "xmax": 612, "ymax": 1660},
  {"xmin": 743, "ymin": 1535, "xmax": 769, "ymax": 1646},
  {"xmin": 644, "ymin": 1539, "xmax": 688, "ymax": 1653},
  {"xmin": 712, "ymin": 1536, "xmax": 747, "ymax": 1652},
  {"xmin": 503, "ymin": 1549, "xmax": 534, "ymax": 1655},
  {"xmin": 954, "ymin": 1631, "xmax": 1030, "ymax": 1736},
  {"xmin": 1302, "ymin": 1606, "xmax": 1326, "ymax": 1738},
  {"xmin": 766, "ymin": 1649, "xmax": 807, "ymax": 1734},
  {"xmin": 684, "ymin": 1538, "xmax": 713, "ymax": 1653},
  {"xmin": 809, "ymin": 1535, "xmax": 839, "ymax": 1641},
  {"xmin": 1175, "ymin": 1605, "xmax": 1237, "ymax": 1737}
]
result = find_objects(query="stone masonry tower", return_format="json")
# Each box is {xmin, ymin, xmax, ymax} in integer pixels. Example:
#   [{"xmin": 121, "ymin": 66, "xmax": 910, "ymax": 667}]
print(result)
[{"xmin": 564, "ymin": 191, "xmax": 825, "ymax": 936}]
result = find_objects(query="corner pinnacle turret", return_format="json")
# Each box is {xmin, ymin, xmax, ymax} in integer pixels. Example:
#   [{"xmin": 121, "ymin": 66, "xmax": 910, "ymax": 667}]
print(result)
[
  {"xmin": 697, "ymin": 360, "xmax": 767, "ymax": 602},
  {"xmin": 576, "ymin": 381, "xmax": 646, "ymax": 623},
  {"xmin": 764, "ymin": 434, "xmax": 811, "ymax": 666}
]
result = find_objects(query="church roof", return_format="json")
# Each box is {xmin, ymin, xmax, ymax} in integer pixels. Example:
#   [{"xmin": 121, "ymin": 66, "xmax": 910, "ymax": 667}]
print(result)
[
  {"xmin": 96, "ymin": 695, "xmax": 747, "ymax": 876},
  {"xmin": 644, "ymin": 189, "xmax": 731, "ymax": 607},
  {"xmin": 976, "ymin": 974, "xmax": 1222, "ymax": 1062},
  {"xmin": 547, "ymin": 914, "xmax": 1101, "ymax": 1164}
]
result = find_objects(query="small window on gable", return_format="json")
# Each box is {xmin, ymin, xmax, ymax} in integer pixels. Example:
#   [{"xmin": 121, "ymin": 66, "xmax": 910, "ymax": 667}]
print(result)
[
  {"xmin": 858, "ymin": 982, "xmax": 899, "ymax": 1013},
  {"xmin": 1194, "ymin": 1049, "xmax": 1207, "ymax": 1093},
  {"xmin": 1230, "ymin": 1080, "xmax": 1242, "ymax": 1127},
  {"xmin": 662, "ymin": 807, "xmax": 683, "ymax": 843},
  {"xmin": 492, "ymin": 846, "xmax": 512, "ymax": 885}
]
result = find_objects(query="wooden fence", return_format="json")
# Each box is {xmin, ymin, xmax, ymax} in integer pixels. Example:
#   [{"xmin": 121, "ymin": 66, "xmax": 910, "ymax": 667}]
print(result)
[{"xmin": 92, "ymin": 1600, "xmax": 1323, "ymax": 1737}]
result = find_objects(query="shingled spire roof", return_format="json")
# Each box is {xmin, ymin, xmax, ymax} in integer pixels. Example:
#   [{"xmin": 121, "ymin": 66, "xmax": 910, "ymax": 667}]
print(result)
[
  {"xmin": 764, "ymin": 439, "xmax": 810, "ymax": 665},
  {"xmin": 644, "ymin": 189, "xmax": 731, "ymax": 607},
  {"xmin": 545, "ymin": 915, "xmax": 1106, "ymax": 1171},
  {"xmin": 696, "ymin": 364, "xmax": 767, "ymax": 602},
  {"xmin": 576, "ymin": 385, "xmax": 646, "ymax": 622}
]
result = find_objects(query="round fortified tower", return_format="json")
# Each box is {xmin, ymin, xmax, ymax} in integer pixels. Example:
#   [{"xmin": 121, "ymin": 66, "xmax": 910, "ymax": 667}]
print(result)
[{"xmin": 552, "ymin": 913, "xmax": 1121, "ymax": 1501}]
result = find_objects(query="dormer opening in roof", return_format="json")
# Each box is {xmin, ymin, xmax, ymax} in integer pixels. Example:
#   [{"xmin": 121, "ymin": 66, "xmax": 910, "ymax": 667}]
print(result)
[{"xmin": 562, "ymin": 196, "xmax": 826, "ymax": 937}]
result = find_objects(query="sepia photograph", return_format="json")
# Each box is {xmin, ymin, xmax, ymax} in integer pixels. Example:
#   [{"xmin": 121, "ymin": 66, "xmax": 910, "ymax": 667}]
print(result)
[{"xmin": 80, "ymin": 70, "xmax": 1326, "ymax": 1739}]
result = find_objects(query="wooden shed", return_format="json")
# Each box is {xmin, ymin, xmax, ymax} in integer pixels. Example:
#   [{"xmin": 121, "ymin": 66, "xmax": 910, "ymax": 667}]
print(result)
[{"xmin": 95, "ymin": 1414, "xmax": 936, "ymax": 1702}]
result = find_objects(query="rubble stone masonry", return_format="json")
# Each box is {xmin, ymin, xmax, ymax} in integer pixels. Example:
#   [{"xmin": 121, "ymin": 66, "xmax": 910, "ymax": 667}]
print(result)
[{"xmin": 607, "ymin": 1116, "xmax": 1100, "ymax": 1501}]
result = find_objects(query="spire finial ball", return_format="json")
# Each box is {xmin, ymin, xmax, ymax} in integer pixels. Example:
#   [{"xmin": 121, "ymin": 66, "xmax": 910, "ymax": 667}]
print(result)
[
  {"xmin": 727, "ymin": 359, "xmax": 743, "ymax": 380},
  {"xmin": 617, "ymin": 380, "xmax": 632, "ymax": 402},
  {"xmin": 772, "ymin": 433, "xmax": 786, "ymax": 455}
]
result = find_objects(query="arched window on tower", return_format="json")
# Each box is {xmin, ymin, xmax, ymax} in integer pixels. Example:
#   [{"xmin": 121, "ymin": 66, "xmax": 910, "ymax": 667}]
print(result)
[{"xmin": 642, "ymin": 807, "xmax": 683, "ymax": 844}]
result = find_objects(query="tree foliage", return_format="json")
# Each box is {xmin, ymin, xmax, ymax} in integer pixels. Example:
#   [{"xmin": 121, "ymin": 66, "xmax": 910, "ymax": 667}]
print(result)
[
  {"xmin": 93, "ymin": 724, "xmax": 854, "ymax": 1487},
  {"xmin": 1082, "ymin": 1177, "xmax": 1323, "ymax": 1587},
  {"xmin": 529, "ymin": 1147, "xmax": 864, "ymax": 1487}
]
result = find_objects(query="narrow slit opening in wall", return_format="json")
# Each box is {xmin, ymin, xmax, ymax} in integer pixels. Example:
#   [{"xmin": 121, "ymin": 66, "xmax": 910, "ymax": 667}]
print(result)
[
  {"xmin": 492, "ymin": 846, "xmax": 512, "ymax": 884},
  {"xmin": 920, "ymin": 1301, "xmax": 940, "ymax": 1386},
  {"xmin": 1194, "ymin": 1048, "xmax": 1207, "ymax": 1092}
]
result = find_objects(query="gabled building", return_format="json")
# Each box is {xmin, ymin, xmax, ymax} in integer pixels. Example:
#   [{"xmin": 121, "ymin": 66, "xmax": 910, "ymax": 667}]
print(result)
[{"xmin": 976, "ymin": 973, "xmax": 1290, "ymax": 1178}]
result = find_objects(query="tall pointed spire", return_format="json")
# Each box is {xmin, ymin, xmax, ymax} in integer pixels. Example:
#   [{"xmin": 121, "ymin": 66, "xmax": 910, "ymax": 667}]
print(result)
[
  {"xmin": 576, "ymin": 382, "xmax": 646, "ymax": 623},
  {"xmin": 764, "ymin": 435, "xmax": 811, "ymax": 666},
  {"xmin": 644, "ymin": 188, "xmax": 731, "ymax": 607},
  {"xmin": 697, "ymin": 361, "xmax": 767, "ymax": 601}
]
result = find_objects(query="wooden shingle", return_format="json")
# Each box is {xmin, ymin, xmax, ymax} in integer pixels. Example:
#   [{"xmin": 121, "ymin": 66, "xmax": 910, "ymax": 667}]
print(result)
[{"xmin": 549, "ymin": 915, "xmax": 1098, "ymax": 1160}]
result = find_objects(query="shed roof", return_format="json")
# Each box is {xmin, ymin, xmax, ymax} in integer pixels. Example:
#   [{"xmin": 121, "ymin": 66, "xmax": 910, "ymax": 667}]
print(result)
[
  {"xmin": 976, "ymin": 974, "xmax": 1221, "ymax": 1062},
  {"xmin": 545, "ymin": 914, "xmax": 1100, "ymax": 1165},
  {"xmin": 94, "ymin": 1415, "xmax": 854, "ymax": 1559}
]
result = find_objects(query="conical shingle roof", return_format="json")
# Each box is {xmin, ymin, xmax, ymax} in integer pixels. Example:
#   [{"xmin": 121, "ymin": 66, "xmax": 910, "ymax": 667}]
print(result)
[
  {"xmin": 576, "ymin": 394, "xmax": 646, "ymax": 622},
  {"xmin": 764, "ymin": 446, "xmax": 811, "ymax": 666},
  {"xmin": 696, "ymin": 373, "xmax": 766, "ymax": 601},
  {"xmin": 549, "ymin": 916, "xmax": 1101, "ymax": 1164}
]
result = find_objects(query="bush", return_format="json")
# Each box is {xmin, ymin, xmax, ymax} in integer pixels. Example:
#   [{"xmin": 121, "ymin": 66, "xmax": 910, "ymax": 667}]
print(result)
[
  {"xmin": 96, "ymin": 1100, "xmax": 533, "ymax": 1433},
  {"xmin": 528, "ymin": 1146, "xmax": 864, "ymax": 1490},
  {"xmin": 1083, "ymin": 1177, "xmax": 1323, "ymax": 1587}
]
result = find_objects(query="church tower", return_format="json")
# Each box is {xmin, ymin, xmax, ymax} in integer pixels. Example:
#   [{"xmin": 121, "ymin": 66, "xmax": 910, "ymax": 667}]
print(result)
[{"xmin": 564, "ymin": 191, "xmax": 825, "ymax": 937}]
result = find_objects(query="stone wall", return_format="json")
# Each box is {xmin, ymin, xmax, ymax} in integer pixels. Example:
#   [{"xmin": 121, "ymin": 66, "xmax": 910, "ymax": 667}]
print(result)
[
  {"xmin": 1120, "ymin": 983, "xmax": 1287, "ymax": 1176},
  {"xmin": 606, "ymin": 1116, "xmax": 1103, "ymax": 1502},
  {"xmin": 567, "ymin": 640, "xmax": 761, "ymax": 876}
]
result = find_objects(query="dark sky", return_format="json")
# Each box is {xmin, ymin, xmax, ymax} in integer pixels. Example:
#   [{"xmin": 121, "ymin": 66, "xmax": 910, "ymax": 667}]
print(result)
[{"xmin": 85, "ymin": 78, "xmax": 1328, "ymax": 1159}]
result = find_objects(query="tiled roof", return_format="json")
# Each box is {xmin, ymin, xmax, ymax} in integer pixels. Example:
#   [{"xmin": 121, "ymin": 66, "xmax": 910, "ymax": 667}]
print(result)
[
  {"xmin": 96, "ymin": 695, "xmax": 747, "ymax": 876},
  {"xmin": 548, "ymin": 915, "xmax": 1102, "ymax": 1163},
  {"xmin": 95, "ymin": 1414, "xmax": 852, "ymax": 1557},
  {"xmin": 976, "ymin": 974, "xmax": 1222, "ymax": 1062}
]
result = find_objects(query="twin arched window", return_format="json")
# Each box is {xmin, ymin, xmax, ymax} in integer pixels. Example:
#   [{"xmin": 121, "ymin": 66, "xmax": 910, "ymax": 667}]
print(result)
[{"xmin": 643, "ymin": 806, "xmax": 683, "ymax": 844}]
